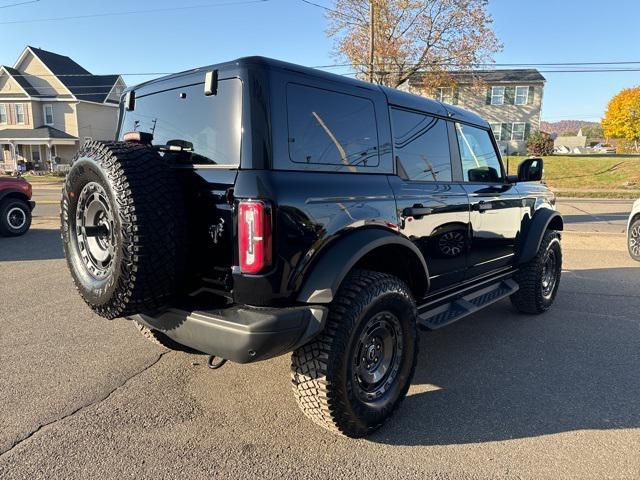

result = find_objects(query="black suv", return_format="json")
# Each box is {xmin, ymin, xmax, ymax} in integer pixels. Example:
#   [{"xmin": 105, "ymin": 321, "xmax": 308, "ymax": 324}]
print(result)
[{"xmin": 61, "ymin": 57, "xmax": 563, "ymax": 438}]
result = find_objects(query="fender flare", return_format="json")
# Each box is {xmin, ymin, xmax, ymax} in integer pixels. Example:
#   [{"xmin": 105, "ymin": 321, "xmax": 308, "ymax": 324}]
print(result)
[
  {"xmin": 0, "ymin": 188, "xmax": 29, "ymax": 203},
  {"xmin": 296, "ymin": 228, "xmax": 429, "ymax": 303},
  {"xmin": 518, "ymin": 208, "xmax": 564, "ymax": 264}
]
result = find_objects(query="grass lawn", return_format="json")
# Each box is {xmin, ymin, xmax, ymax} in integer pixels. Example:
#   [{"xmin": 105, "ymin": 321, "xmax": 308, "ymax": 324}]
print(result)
[
  {"xmin": 20, "ymin": 174, "xmax": 65, "ymax": 184},
  {"xmin": 504, "ymin": 155, "xmax": 640, "ymax": 197}
]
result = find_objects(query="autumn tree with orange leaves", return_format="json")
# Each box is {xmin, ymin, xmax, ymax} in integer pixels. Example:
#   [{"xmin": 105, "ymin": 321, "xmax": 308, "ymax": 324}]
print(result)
[
  {"xmin": 326, "ymin": 0, "xmax": 501, "ymax": 89},
  {"xmin": 602, "ymin": 86, "xmax": 640, "ymax": 152}
]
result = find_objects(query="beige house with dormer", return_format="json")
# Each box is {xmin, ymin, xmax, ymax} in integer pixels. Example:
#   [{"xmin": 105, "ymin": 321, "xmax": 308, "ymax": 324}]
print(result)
[{"xmin": 0, "ymin": 46, "xmax": 125, "ymax": 172}]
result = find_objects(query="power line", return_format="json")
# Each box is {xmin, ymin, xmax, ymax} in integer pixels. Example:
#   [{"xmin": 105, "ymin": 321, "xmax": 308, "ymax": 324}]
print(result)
[
  {"xmin": 298, "ymin": 0, "xmax": 362, "ymax": 23},
  {"xmin": 0, "ymin": 0, "xmax": 39, "ymax": 8},
  {"xmin": 0, "ymin": 0, "xmax": 268, "ymax": 25},
  {"xmin": 5, "ymin": 63, "xmax": 640, "ymax": 83},
  {"xmin": 338, "ymin": 68, "xmax": 640, "ymax": 76},
  {"xmin": 314, "ymin": 61, "xmax": 640, "ymax": 69},
  {"xmin": 6, "ymin": 72, "xmax": 172, "ymax": 77}
]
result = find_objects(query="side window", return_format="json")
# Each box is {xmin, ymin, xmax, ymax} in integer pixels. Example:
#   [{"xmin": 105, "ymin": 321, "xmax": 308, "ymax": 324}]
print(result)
[
  {"xmin": 456, "ymin": 123, "xmax": 504, "ymax": 183},
  {"xmin": 391, "ymin": 108, "xmax": 452, "ymax": 182},
  {"xmin": 286, "ymin": 84, "xmax": 379, "ymax": 170}
]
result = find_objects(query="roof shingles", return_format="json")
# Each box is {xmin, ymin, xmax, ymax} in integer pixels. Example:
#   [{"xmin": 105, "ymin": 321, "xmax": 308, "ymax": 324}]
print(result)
[
  {"xmin": 409, "ymin": 68, "xmax": 546, "ymax": 86},
  {"xmin": 22, "ymin": 46, "xmax": 121, "ymax": 102},
  {"xmin": 1, "ymin": 65, "xmax": 41, "ymax": 96},
  {"xmin": 0, "ymin": 126, "xmax": 77, "ymax": 140}
]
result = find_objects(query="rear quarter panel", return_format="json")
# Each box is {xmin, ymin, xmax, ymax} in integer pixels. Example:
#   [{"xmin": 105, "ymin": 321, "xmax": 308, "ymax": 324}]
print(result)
[{"xmin": 232, "ymin": 170, "xmax": 398, "ymax": 305}]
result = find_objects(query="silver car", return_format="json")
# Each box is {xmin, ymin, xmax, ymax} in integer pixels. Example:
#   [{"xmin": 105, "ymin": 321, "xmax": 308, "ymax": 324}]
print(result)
[{"xmin": 627, "ymin": 199, "xmax": 640, "ymax": 260}]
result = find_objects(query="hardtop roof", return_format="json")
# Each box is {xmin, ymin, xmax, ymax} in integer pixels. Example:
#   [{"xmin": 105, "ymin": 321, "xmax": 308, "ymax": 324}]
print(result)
[{"xmin": 128, "ymin": 56, "xmax": 488, "ymax": 128}]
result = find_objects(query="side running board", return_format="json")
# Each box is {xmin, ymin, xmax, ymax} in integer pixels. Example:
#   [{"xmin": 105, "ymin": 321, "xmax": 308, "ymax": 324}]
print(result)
[{"xmin": 418, "ymin": 279, "xmax": 519, "ymax": 330}]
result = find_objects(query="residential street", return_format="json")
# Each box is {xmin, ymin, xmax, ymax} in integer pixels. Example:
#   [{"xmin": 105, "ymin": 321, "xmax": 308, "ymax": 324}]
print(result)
[
  {"xmin": 28, "ymin": 184, "xmax": 639, "ymax": 234},
  {"xmin": 0, "ymin": 196, "xmax": 638, "ymax": 479}
]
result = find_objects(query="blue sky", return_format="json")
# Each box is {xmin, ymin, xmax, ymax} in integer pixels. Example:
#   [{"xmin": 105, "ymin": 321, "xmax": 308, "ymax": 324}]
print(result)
[{"xmin": 0, "ymin": 0, "xmax": 638, "ymax": 123}]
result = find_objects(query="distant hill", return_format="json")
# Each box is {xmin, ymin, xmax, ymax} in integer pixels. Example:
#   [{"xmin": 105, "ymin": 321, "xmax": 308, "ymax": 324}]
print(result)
[{"xmin": 540, "ymin": 120, "xmax": 600, "ymax": 136}]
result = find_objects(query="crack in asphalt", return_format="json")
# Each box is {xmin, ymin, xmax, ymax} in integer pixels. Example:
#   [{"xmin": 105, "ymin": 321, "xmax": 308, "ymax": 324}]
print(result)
[{"xmin": 0, "ymin": 350, "xmax": 169, "ymax": 460}]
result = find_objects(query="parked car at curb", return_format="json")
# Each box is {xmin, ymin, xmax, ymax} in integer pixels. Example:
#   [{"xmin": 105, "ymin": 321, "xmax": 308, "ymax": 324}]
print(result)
[
  {"xmin": 0, "ymin": 175, "xmax": 35, "ymax": 236},
  {"xmin": 60, "ymin": 57, "xmax": 564, "ymax": 438},
  {"xmin": 591, "ymin": 143, "xmax": 617, "ymax": 154},
  {"xmin": 627, "ymin": 199, "xmax": 640, "ymax": 261}
]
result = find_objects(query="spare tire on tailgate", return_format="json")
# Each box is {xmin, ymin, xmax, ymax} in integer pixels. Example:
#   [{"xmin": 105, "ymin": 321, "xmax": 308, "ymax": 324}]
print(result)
[{"xmin": 61, "ymin": 141, "xmax": 186, "ymax": 319}]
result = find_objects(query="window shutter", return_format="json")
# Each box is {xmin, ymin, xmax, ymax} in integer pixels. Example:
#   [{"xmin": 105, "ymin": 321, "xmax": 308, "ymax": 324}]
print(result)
[
  {"xmin": 524, "ymin": 123, "xmax": 531, "ymax": 140},
  {"xmin": 501, "ymin": 123, "xmax": 511, "ymax": 141},
  {"xmin": 527, "ymin": 86, "xmax": 535, "ymax": 105},
  {"xmin": 505, "ymin": 86, "xmax": 515, "ymax": 105},
  {"xmin": 24, "ymin": 104, "xmax": 29, "ymax": 125},
  {"xmin": 8, "ymin": 103, "xmax": 14, "ymax": 124},
  {"xmin": 486, "ymin": 87, "xmax": 492, "ymax": 105},
  {"xmin": 453, "ymin": 87, "xmax": 460, "ymax": 105}
]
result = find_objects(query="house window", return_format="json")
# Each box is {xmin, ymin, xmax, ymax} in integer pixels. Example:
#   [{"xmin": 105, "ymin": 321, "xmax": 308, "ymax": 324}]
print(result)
[
  {"xmin": 515, "ymin": 86, "xmax": 529, "ymax": 105},
  {"xmin": 512, "ymin": 122, "xmax": 526, "ymax": 141},
  {"xmin": 15, "ymin": 104, "xmax": 25, "ymax": 124},
  {"xmin": 436, "ymin": 87, "xmax": 455, "ymax": 104},
  {"xmin": 0, "ymin": 104, "xmax": 6, "ymax": 124},
  {"xmin": 491, "ymin": 86, "xmax": 505, "ymax": 105},
  {"xmin": 490, "ymin": 123, "xmax": 502, "ymax": 141},
  {"xmin": 43, "ymin": 104, "xmax": 54, "ymax": 125}
]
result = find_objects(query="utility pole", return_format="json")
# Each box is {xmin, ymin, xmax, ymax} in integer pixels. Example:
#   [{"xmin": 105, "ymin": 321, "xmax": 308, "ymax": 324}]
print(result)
[{"xmin": 369, "ymin": 0, "xmax": 375, "ymax": 83}]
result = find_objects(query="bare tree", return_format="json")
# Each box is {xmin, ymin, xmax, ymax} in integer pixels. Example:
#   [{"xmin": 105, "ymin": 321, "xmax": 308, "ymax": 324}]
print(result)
[{"xmin": 327, "ymin": 0, "xmax": 502, "ymax": 89}]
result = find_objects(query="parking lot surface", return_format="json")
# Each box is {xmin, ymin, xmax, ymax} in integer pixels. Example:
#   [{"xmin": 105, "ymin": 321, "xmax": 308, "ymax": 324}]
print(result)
[{"xmin": 0, "ymin": 197, "xmax": 638, "ymax": 479}]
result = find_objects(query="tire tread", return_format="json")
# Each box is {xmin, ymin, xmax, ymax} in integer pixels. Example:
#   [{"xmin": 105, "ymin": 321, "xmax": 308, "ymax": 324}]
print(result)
[{"xmin": 291, "ymin": 269, "xmax": 418, "ymax": 437}]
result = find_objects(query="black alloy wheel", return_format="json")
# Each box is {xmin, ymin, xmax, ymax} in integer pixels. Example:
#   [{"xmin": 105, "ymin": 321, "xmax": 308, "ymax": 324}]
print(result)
[
  {"xmin": 351, "ymin": 311, "xmax": 403, "ymax": 402},
  {"xmin": 75, "ymin": 181, "xmax": 117, "ymax": 280}
]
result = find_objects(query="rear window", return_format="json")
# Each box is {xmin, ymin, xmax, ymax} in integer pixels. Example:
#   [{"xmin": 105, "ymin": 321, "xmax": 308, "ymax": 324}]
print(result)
[
  {"xmin": 286, "ymin": 83, "xmax": 379, "ymax": 170},
  {"xmin": 118, "ymin": 78, "xmax": 242, "ymax": 166}
]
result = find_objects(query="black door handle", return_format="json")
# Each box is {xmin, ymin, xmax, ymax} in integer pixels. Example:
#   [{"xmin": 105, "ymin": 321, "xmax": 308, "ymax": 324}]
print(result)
[
  {"xmin": 477, "ymin": 201, "xmax": 492, "ymax": 212},
  {"xmin": 402, "ymin": 206, "xmax": 433, "ymax": 217}
]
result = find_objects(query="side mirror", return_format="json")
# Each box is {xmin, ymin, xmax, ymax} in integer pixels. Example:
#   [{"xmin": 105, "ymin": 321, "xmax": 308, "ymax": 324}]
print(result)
[{"xmin": 518, "ymin": 158, "xmax": 543, "ymax": 182}]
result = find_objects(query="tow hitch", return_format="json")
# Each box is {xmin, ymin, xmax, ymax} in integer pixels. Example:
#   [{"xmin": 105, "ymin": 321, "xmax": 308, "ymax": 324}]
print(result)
[{"xmin": 207, "ymin": 355, "xmax": 227, "ymax": 369}]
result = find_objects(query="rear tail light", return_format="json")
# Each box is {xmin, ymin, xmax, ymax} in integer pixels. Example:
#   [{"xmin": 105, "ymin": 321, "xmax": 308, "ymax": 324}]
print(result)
[{"xmin": 238, "ymin": 200, "xmax": 272, "ymax": 274}]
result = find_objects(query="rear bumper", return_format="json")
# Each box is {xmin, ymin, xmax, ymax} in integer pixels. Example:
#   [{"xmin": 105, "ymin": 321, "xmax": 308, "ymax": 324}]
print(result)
[{"xmin": 132, "ymin": 304, "xmax": 328, "ymax": 363}]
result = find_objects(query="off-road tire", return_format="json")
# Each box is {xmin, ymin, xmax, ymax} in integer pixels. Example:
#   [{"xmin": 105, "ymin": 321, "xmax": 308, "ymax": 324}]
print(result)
[
  {"xmin": 511, "ymin": 229, "xmax": 562, "ymax": 314},
  {"xmin": 0, "ymin": 198, "xmax": 31, "ymax": 236},
  {"xmin": 627, "ymin": 217, "xmax": 640, "ymax": 261},
  {"xmin": 291, "ymin": 269, "xmax": 418, "ymax": 437},
  {"xmin": 61, "ymin": 141, "xmax": 186, "ymax": 319},
  {"xmin": 133, "ymin": 321, "xmax": 198, "ymax": 352}
]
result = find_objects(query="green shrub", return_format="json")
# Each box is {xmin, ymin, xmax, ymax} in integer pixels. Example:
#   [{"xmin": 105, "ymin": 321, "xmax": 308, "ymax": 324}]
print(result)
[{"xmin": 527, "ymin": 131, "xmax": 554, "ymax": 156}]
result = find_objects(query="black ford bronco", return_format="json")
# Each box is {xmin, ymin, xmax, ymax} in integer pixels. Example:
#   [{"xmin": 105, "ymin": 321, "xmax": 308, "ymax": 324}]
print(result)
[{"xmin": 61, "ymin": 57, "xmax": 563, "ymax": 437}]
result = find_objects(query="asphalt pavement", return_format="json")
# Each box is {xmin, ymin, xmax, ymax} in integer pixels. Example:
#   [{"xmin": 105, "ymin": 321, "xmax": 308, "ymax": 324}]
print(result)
[{"xmin": 0, "ymin": 193, "xmax": 638, "ymax": 479}]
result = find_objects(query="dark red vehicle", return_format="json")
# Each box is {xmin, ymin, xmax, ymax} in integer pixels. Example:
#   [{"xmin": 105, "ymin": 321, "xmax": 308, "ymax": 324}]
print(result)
[{"xmin": 0, "ymin": 176, "xmax": 35, "ymax": 236}]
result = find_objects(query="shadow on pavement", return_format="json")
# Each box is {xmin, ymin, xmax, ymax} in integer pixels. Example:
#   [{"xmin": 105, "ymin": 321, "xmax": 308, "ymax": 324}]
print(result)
[
  {"xmin": 0, "ymin": 228, "xmax": 64, "ymax": 261},
  {"xmin": 371, "ymin": 267, "xmax": 640, "ymax": 446},
  {"xmin": 562, "ymin": 212, "xmax": 629, "ymax": 224}
]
